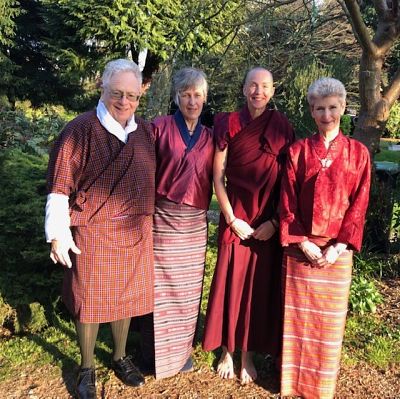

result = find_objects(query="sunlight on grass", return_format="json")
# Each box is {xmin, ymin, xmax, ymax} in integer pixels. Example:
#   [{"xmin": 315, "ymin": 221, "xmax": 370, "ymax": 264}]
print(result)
[
  {"xmin": 374, "ymin": 149, "xmax": 400, "ymax": 163},
  {"xmin": 343, "ymin": 314, "xmax": 400, "ymax": 368},
  {"xmin": 365, "ymin": 336, "xmax": 400, "ymax": 369},
  {"xmin": 376, "ymin": 139, "xmax": 400, "ymax": 163}
]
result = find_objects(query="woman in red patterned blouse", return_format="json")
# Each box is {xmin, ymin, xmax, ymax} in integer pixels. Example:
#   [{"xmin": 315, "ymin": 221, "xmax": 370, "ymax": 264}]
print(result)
[{"xmin": 279, "ymin": 77, "xmax": 371, "ymax": 399}]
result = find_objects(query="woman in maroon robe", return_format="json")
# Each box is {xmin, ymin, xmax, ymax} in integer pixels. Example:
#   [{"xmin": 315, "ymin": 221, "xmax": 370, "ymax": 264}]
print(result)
[
  {"xmin": 279, "ymin": 77, "xmax": 371, "ymax": 399},
  {"xmin": 202, "ymin": 67, "xmax": 294, "ymax": 384}
]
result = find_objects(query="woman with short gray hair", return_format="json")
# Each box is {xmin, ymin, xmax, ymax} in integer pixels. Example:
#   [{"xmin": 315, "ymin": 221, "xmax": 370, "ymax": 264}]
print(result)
[
  {"xmin": 307, "ymin": 77, "xmax": 346, "ymax": 106},
  {"xmin": 141, "ymin": 67, "xmax": 214, "ymax": 379},
  {"xmin": 279, "ymin": 77, "xmax": 371, "ymax": 399}
]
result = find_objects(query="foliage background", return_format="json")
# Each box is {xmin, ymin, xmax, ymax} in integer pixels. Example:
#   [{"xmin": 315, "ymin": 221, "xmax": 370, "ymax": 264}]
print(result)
[{"xmin": 0, "ymin": 0, "xmax": 398, "ymax": 391}]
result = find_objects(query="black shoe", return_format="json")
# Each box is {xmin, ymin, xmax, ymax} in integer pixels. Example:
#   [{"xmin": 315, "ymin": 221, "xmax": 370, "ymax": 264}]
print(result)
[
  {"xmin": 111, "ymin": 355, "xmax": 145, "ymax": 387},
  {"xmin": 76, "ymin": 367, "xmax": 96, "ymax": 399},
  {"xmin": 136, "ymin": 354, "xmax": 155, "ymax": 376}
]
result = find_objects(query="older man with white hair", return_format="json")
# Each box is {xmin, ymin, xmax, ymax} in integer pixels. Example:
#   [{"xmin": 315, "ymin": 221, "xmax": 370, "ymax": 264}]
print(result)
[{"xmin": 45, "ymin": 59, "xmax": 155, "ymax": 399}]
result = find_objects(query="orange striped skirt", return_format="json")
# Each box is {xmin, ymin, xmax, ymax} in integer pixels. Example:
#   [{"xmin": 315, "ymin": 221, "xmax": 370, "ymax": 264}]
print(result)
[{"xmin": 280, "ymin": 244, "xmax": 353, "ymax": 399}]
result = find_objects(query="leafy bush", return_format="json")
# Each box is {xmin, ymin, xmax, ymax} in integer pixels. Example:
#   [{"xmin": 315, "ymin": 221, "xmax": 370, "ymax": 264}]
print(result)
[
  {"xmin": 349, "ymin": 275, "xmax": 382, "ymax": 315},
  {"xmin": 385, "ymin": 101, "xmax": 400, "ymax": 139},
  {"xmin": 340, "ymin": 114, "xmax": 352, "ymax": 135},
  {"xmin": 278, "ymin": 60, "xmax": 331, "ymax": 135},
  {"xmin": 0, "ymin": 149, "xmax": 63, "ymax": 333},
  {"xmin": 0, "ymin": 103, "xmax": 75, "ymax": 155}
]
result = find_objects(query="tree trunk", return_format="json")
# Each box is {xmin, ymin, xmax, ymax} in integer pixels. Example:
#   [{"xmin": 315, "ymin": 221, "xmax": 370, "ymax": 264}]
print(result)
[{"xmin": 343, "ymin": 0, "xmax": 400, "ymax": 154}]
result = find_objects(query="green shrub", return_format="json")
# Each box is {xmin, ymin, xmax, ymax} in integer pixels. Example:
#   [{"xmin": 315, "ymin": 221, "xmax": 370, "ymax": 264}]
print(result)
[
  {"xmin": 385, "ymin": 101, "xmax": 400, "ymax": 139},
  {"xmin": 340, "ymin": 114, "xmax": 352, "ymax": 135},
  {"xmin": 0, "ymin": 294, "xmax": 14, "ymax": 327},
  {"xmin": 279, "ymin": 60, "xmax": 331, "ymax": 136},
  {"xmin": 0, "ymin": 149, "xmax": 63, "ymax": 333},
  {"xmin": 363, "ymin": 174, "xmax": 395, "ymax": 253},
  {"xmin": 0, "ymin": 104, "xmax": 75, "ymax": 155},
  {"xmin": 349, "ymin": 275, "xmax": 382, "ymax": 315},
  {"xmin": 14, "ymin": 302, "xmax": 48, "ymax": 334}
]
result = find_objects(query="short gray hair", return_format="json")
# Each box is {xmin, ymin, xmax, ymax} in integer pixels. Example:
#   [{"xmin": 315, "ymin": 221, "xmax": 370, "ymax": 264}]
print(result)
[
  {"xmin": 307, "ymin": 77, "xmax": 346, "ymax": 106},
  {"xmin": 173, "ymin": 67, "xmax": 208, "ymax": 106},
  {"xmin": 101, "ymin": 59, "xmax": 142, "ymax": 88}
]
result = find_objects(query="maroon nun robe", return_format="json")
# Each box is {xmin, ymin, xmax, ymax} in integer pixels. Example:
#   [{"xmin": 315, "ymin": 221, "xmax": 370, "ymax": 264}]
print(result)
[
  {"xmin": 46, "ymin": 110, "xmax": 156, "ymax": 323},
  {"xmin": 202, "ymin": 106, "xmax": 294, "ymax": 354}
]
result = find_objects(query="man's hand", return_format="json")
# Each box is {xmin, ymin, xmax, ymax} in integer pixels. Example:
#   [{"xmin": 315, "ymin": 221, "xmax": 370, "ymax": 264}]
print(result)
[{"xmin": 50, "ymin": 238, "xmax": 81, "ymax": 268}]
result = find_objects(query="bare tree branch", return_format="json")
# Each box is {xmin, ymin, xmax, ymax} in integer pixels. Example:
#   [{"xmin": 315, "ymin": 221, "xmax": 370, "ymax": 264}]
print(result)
[
  {"xmin": 343, "ymin": 0, "xmax": 377, "ymax": 54},
  {"xmin": 384, "ymin": 67, "xmax": 400, "ymax": 106}
]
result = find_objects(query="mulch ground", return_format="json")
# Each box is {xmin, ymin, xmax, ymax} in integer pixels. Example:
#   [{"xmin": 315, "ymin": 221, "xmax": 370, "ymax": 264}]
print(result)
[
  {"xmin": 1, "ymin": 359, "xmax": 399, "ymax": 398},
  {"xmin": 0, "ymin": 279, "xmax": 399, "ymax": 399}
]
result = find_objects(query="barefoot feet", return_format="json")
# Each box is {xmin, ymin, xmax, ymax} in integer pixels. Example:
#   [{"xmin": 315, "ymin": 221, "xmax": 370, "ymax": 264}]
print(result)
[
  {"xmin": 240, "ymin": 351, "xmax": 257, "ymax": 385},
  {"xmin": 217, "ymin": 346, "xmax": 235, "ymax": 379}
]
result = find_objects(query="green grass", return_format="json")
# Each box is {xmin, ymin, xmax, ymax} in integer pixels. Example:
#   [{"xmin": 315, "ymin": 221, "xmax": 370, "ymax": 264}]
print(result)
[
  {"xmin": 374, "ymin": 148, "xmax": 400, "ymax": 163},
  {"xmin": 376, "ymin": 139, "xmax": 400, "ymax": 163},
  {"xmin": 343, "ymin": 314, "xmax": 400, "ymax": 369}
]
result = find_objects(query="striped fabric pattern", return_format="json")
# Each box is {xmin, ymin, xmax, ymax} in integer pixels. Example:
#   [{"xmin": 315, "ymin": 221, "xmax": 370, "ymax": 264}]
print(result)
[
  {"xmin": 281, "ymin": 244, "xmax": 353, "ymax": 399},
  {"xmin": 153, "ymin": 199, "xmax": 207, "ymax": 379}
]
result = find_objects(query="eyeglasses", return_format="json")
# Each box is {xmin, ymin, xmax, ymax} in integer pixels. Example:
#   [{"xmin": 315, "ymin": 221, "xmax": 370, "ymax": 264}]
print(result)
[{"xmin": 108, "ymin": 90, "xmax": 141, "ymax": 102}]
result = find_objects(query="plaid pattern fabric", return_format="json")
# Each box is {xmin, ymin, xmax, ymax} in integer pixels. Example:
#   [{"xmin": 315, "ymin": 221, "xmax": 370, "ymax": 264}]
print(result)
[
  {"xmin": 47, "ymin": 110, "xmax": 155, "ymax": 224},
  {"xmin": 64, "ymin": 215, "xmax": 154, "ymax": 322},
  {"xmin": 47, "ymin": 111, "xmax": 156, "ymax": 322}
]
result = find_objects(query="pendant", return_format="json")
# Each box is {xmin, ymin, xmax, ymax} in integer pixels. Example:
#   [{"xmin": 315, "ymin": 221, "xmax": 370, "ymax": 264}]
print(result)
[{"xmin": 320, "ymin": 158, "xmax": 332, "ymax": 168}]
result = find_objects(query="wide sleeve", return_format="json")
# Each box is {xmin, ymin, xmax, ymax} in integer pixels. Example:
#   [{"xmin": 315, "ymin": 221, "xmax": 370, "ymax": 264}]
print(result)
[
  {"xmin": 213, "ymin": 112, "xmax": 230, "ymax": 150},
  {"xmin": 336, "ymin": 144, "xmax": 371, "ymax": 251},
  {"xmin": 280, "ymin": 145, "xmax": 309, "ymax": 246},
  {"xmin": 46, "ymin": 118, "xmax": 87, "ymax": 196},
  {"xmin": 151, "ymin": 116, "xmax": 163, "ymax": 142}
]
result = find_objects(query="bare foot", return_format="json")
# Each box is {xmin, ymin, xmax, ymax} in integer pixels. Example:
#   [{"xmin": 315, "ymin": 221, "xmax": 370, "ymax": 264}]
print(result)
[
  {"xmin": 240, "ymin": 351, "xmax": 257, "ymax": 385},
  {"xmin": 217, "ymin": 346, "xmax": 235, "ymax": 379}
]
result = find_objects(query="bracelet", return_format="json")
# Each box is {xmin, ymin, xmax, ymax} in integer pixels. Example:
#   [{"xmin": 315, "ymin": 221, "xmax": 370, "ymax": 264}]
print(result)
[
  {"xmin": 270, "ymin": 219, "xmax": 279, "ymax": 230},
  {"xmin": 228, "ymin": 217, "xmax": 237, "ymax": 226}
]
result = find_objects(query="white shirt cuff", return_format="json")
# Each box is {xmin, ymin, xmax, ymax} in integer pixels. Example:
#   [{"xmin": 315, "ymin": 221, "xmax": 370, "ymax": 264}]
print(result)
[{"xmin": 45, "ymin": 193, "xmax": 72, "ymax": 243}]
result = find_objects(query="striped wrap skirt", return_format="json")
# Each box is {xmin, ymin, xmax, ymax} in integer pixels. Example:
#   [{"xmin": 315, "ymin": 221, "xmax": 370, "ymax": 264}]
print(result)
[
  {"xmin": 280, "ymin": 242, "xmax": 353, "ymax": 399},
  {"xmin": 153, "ymin": 198, "xmax": 207, "ymax": 379}
]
